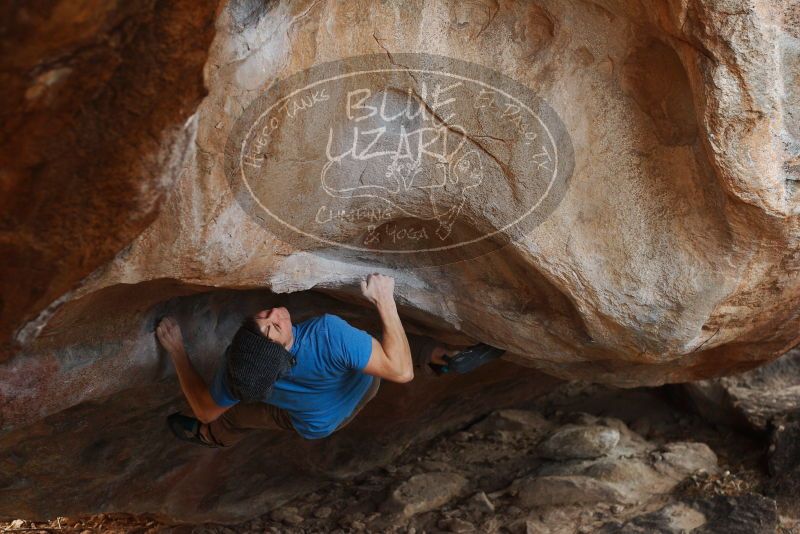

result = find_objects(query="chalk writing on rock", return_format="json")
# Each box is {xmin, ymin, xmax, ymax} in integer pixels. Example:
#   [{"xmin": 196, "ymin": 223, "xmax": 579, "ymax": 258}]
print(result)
[{"xmin": 225, "ymin": 53, "xmax": 574, "ymax": 267}]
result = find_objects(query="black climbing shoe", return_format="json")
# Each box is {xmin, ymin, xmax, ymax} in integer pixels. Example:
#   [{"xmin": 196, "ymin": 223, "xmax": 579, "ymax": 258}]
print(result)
[
  {"xmin": 167, "ymin": 412, "xmax": 220, "ymax": 448},
  {"xmin": 429, "ymin": 343, "xmax": 506, "ymax": 375}
]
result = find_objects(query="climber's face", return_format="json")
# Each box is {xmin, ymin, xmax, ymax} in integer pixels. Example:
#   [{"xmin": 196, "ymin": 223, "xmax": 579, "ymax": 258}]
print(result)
[{"xmin": 253, "ymin": 307, "xmax": 293, "ymax": 349}]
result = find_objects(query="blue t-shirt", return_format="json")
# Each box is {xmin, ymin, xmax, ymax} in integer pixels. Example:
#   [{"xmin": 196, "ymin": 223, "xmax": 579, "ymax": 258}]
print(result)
[{"xmin": 209, "ymin": 313, "xmax": 375, "ymax": 439}]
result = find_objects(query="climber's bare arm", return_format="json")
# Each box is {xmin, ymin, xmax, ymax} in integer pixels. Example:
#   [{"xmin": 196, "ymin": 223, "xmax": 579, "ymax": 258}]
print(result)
[
  {"xmin": 156, "ymin": 317, "xmax": 230, "ymax": 424},
  {"xmin": 360, "ymin": 274, "xmax": 414, "ymax": 383}
]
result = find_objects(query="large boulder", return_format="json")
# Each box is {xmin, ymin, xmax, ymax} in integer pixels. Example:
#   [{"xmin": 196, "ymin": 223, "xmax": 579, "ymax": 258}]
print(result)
[
  {"xmin": 516, "ymin": 413, "xmax": 719, "ymax": 507},
  {"xmin": 2, "ymin": 0, "xmax": 800, "ymax": 522}
]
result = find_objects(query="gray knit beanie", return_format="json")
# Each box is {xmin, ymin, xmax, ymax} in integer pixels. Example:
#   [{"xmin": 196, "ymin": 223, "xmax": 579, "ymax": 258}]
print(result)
[{"xmin": 225, "ymin": 323, "xmax": 296, "ymax": 402}]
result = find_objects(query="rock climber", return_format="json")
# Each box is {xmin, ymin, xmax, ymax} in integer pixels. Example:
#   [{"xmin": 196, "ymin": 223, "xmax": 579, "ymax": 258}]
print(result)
[{"xmin": 156, "ymin": 273, "xmax": 504, "ymax": 447}]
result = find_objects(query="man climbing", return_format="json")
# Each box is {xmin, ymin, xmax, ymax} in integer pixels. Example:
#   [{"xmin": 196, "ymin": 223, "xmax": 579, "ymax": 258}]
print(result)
[{"xmin": 157, "ymin": 273, "xmax": 504, "ymax": 447}]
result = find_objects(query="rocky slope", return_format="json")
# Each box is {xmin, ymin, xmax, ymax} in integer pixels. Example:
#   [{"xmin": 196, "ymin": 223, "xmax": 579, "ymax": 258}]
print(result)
[
  {"xmin": 683, "ymin": 345, "xmax": 800, "ymax": 515},
  {"xmin": 4, "ymin": 382, "xmax": 799, "ymax": 533}
]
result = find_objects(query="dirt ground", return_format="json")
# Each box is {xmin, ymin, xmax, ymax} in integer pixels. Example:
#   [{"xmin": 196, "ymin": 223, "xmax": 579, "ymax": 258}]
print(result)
[{"xmin": 2, "ymin": 382, "xmax": 798, "ymax": 534}]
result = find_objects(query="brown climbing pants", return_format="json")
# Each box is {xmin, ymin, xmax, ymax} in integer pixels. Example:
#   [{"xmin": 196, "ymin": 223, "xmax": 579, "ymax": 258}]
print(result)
[{"xmin": 205, "ymin": 332, "xmax": 439, "ymax": 446}]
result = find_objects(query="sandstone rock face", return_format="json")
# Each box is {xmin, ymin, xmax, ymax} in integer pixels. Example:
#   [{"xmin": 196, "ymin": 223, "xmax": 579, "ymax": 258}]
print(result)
[
  {"xmin": 2, "ymin": 0, "xmax": 800, "ymax": 523},
  {"xmin": 5, "ymin": 0, "xmax": 800, "ymax": 402},
  {"xmin": 0, "ymin": 0, "xmax": 219, "ymax": 358}
]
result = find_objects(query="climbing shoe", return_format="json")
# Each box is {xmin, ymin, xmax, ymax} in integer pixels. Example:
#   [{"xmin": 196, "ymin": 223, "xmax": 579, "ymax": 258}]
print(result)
[
  {"xmin": 429, "ymin": 343, "xmax": 506, "ymax": 375},
  {"xmin": 167, "ymin": 412, "xmax": 220, "ymax": 448}
]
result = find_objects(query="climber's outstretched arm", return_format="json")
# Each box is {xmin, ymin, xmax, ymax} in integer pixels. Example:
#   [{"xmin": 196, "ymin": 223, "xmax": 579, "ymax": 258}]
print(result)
[
  {"xmin": 360, "ymin": 274, "xmax": 414, "ymax": 383},
  {"xmin": 156, "ymin": 317, "xmax": 229, "ymax": 423}
]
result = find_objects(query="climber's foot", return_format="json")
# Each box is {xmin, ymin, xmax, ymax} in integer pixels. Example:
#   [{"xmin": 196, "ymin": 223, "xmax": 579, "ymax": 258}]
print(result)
[
  {"xmin": 167, "ymin": 412, "xmax": 219, "ymax": 448},
  {"xmin": 429, "ymin": 343, "xmax": 506, "ymax": 375},
  {"xmin": 430, "ymin": 346, "xmax": 458, "ymax": 366}
]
